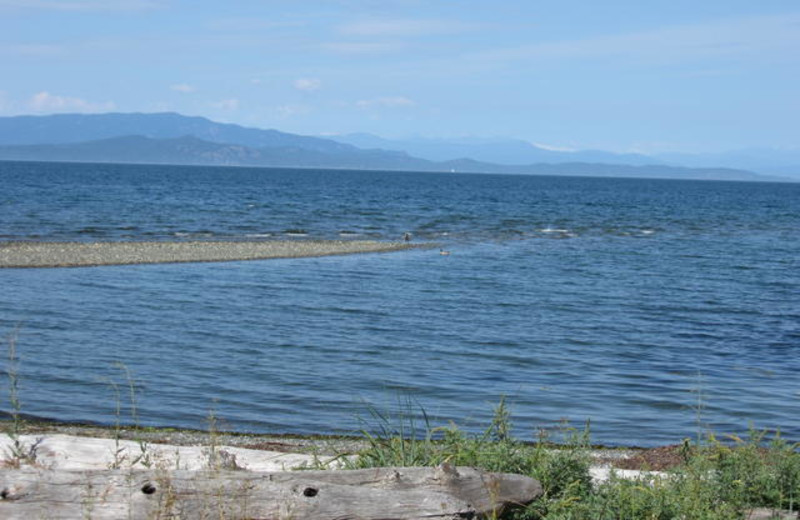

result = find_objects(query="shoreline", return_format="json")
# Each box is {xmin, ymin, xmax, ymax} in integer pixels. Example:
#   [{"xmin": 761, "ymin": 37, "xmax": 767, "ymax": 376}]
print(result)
[
  {"xmin": 0, "ymin": 239, "xmax": 423, "ymax": 268},
  {"xmin": 1, "ymin": 418, "xmax": 654, "ymax": 470},
  {"xmin": 1, "ymin": 417, "xmax": 658, "ymax": 458},
  {"xmin": 1, "ymin": 419, "xmax": 705, "ymax": 486}
]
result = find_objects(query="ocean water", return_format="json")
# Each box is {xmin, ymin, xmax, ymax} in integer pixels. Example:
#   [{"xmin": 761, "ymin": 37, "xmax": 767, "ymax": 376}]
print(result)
[{"xmin": 1, "ymin": 160, "xmax": 798, "ymax": 446}]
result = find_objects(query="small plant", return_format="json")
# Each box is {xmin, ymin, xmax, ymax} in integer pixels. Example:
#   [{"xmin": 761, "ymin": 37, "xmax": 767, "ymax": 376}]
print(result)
[
  {"xmin": 204, "ymin": 402, "xmax": 242, "ymax": 471},
  {"xmin": 105, "ymin": 376, "xmax": 126, "ymax": 469},
  {"xmin": 2, "ymin": 330, "xmax": 42, "ymax": 468},
  {"xmin": 107, "ymin": 362, "xmax": 152, "ymax": 468}
]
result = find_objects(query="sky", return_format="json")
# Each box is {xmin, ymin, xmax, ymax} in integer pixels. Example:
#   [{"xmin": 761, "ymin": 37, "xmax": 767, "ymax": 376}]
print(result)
[{"xmin": 0, "ymin": 0, "xmax": 798, "ymax": 154}]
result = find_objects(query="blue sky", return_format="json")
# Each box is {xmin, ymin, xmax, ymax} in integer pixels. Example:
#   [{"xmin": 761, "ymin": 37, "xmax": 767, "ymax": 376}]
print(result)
[{"xmin": 0, "ymin": 0, "xmax": 798, "ymax": 153}]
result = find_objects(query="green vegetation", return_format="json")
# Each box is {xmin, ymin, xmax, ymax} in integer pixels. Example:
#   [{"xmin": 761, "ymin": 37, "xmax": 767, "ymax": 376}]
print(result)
[
  {"xmin": 341, "ymin": 398, "xmax": 800, "ymax": 519},
  {"xmin": 2, "ymin": 330, "xmax": 42, "ymax": 467},
  {"xmin": 3, "ymin": 333, "xmax": 799, "ymax": 518}
]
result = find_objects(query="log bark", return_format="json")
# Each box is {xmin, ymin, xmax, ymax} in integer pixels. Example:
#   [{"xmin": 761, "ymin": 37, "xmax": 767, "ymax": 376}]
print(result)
[{"xmin": 0, "ymin": 464, "xmax": 542, "ymax": 519}]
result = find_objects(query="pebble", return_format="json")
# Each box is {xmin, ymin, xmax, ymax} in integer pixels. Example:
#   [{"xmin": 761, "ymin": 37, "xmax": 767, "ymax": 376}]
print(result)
[{"xmin": 0, "ymin": 240, "xmax": 419, "ymax": 268}]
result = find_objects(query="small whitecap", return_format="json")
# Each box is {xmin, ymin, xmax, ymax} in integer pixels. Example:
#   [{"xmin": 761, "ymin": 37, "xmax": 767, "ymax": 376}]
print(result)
[
  {"xmin": 641, "ymin": 229, "xmax": 655, "ymax": 235},
  {"xmin": 540, "ymin": 228, "xmax": 568, "ymax": 233},
  {"xmin": 246, "ymin": 233, "xmax": 272, "ymax": 238}
]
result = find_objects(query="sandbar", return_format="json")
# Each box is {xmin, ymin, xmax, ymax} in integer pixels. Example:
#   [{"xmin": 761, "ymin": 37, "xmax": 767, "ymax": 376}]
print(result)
[{"xmin": 0, "ymin": 240, "xmax": 420, "ymax": 268}]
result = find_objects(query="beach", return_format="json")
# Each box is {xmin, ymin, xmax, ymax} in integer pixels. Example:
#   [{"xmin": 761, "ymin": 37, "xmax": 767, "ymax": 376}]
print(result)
[{"xmin": 0, "ymin": 240, "xmax": 420, "ymax": 268}]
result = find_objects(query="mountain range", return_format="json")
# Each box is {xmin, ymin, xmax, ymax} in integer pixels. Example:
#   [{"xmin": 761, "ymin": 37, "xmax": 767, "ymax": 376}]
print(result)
[
  {"xmin": 0, "ymin": 113, "xmax": 793, "ymax": 182},
  {"xmin": 328, "ymin": 133, "xmax": 660, "ymax": 166}
]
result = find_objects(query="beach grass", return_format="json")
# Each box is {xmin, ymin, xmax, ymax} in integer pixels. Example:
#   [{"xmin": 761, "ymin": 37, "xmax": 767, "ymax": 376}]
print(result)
[
  {"xmin": 3, "ymin": 336, "xmax": 799, "ymax": 518},
  {"xmin": 339, "ymin": 398, "xmax": 800, "ymax": 519}
]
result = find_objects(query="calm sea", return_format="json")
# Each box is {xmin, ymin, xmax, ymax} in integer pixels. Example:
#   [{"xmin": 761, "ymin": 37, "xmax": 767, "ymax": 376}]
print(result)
[{"xmin": 1, "ymin": 161, "xmax": 798, "ymax": 446}]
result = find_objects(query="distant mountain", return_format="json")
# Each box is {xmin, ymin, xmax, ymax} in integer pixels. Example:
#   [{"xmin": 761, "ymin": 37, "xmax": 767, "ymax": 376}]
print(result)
[
  {"xmin": 656, "ymin": 148, "xmax": 800, "ymax": 179},
  {"xmin": 329, "ymin": 133, "xmax": 659, "ymax": 166},
  {"xmin": 0, "ymin": 112, "xmax": 357, "ymax": 153},
  {"xmin": 0, "ymin": 135, "xmax": 433, "ymax": 170},
  {"xmin": 0, "ymin": 112, "xmax": 790, "ymax": 181},
  {"xmin": 0, "ymin": 133, "xmax": 781, "ymax": 182}
]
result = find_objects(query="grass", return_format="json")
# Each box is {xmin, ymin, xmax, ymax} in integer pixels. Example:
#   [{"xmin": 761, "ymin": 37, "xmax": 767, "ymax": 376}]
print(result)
[
  {"xmin": 341, "ymin": 397, "xmax": 800, "ymax": 519},
  {"xmin": 2, "ymin": 330, "xmax": 42, "ymax": 468},
  {"xmin": 3, "ymin": 334, "xmax": 799, "ymax": 518}
]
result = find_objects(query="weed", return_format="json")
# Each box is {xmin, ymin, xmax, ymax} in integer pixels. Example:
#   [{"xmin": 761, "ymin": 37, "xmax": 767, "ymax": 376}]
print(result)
[
  {"xmin": 105, "ymin": 376, "xmax": 126, "ymax": 469},
  {"xmin": 2, "ymin": 330, "xmax": 42, "ymax": 467},
  {"xmin": 345, "ymin": 397, "xmax": 800, "ymax": 520}
]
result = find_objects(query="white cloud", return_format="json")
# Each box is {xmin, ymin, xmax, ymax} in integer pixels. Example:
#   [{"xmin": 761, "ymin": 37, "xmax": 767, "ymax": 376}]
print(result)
[
  {"xmin": 293, "ymin": 78, "xmax": 321, "ymax": 92},
  {"xmin": 356, "ymin": 96, "xmax": 416, "ymax": 109},
  {"xmin": 0, "ymin": 0, "xmax": 162, "ymax": 10},
  {"xmin": 210, "ymin": 98, "xmax": 240, "ymax": 111},
  {"xmin": 170, "ymin": 83, "xmax": 196, "ymax": 93},
  {"xmin": 276, "ymin": 104, "xmax": 311, "ymax": 117},
  {"xmin": 147, "ymin": 101, "xmax": 172, "ymax": 112},
  {"xmin": 532, "ymin": 142, "xmax": 576, "ymax": 152},
  {"xmin": 338, "ymin": 19, "xmax": 473, "ymax": 37},
  {"xmin": 28, "ymin": 91, "xmax": 115, "ymax": 113}
]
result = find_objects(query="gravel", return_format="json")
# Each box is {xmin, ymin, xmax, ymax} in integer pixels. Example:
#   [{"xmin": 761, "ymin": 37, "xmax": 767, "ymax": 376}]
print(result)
[{"xmin": 0, "ymin": 240, "xmax": 421, "ymax": 268}]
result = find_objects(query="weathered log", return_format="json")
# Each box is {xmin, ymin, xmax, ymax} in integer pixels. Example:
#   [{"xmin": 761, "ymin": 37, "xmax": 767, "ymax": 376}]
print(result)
[{"xmin": 0, "ymin": 465, "xmax": 542, "ymax": 519}]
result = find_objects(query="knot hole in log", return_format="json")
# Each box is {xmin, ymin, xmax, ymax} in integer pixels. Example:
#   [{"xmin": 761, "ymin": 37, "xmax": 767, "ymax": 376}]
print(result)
[
  {"xmin": 141, "ymin": 483, "xmax": 157, "ymax": 495},
  {"xmin": 302, "ymin": 487, "xmax": 318, "ymax": 498}
]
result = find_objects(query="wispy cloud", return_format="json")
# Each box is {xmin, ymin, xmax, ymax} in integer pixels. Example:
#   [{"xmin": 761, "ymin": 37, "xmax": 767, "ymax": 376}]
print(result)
[
  {"xmin": 356, "ymin": 96, "xmax": 415, "ymax": 109},
  {"xmin": 338, "ymin": 18, "xmax": 474, "ymax": 37},
  {"xmin": 208, "ymin": 17, "xmax": 306, "ymax": 32},
  {"xmin": 276, "ymin": 104, "xmax": 311, "ymax": 117},
  {"xmin": 0, "ymin": 43, "xmax": 65, "ymax": 57},
  {"xmin": 293, "ymin": 78, "xmax": 321, "ymax": 92},
  {"xmin": 28, "ymin": 91, "xmax": 115, "ymax": 113},
  {"xmin": 0, "ymin": 0, "xmax": 163, "ymax": 10},
  {"xmin": 469, "ymin": 13, "xmax": 800, "ymax": 66},
  {"xmin": 210, "ymin": 98, "xmax": 239, "ymax": 111},
  {"xmin": 321, "ymin": 41, "xmax": 406, "ymax": 55},
  {"xmin": 170, "ymin": 83, "xmax": 196, "ymax": 93},
  {"xmin": 532, "ymin": 142, "xmax": 576, "ymax": 152}
]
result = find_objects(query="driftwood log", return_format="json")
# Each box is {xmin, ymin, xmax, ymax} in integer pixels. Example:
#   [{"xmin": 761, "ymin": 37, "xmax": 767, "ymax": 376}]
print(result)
[{"xmin": 0, "ymin": 464, "xmax": 542, "ymax": 519}]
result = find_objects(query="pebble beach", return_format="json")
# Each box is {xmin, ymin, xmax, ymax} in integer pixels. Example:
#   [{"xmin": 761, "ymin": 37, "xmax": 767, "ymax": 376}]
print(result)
[{"xmin": 0, "ymin": 240, "xmax": 419, "ymax": 268}]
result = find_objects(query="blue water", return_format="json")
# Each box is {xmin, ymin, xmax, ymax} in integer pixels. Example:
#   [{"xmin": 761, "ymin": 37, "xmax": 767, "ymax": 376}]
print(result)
[{"xmin": 1, "ymin": 161, "xmax": 799, "ymax": 446}]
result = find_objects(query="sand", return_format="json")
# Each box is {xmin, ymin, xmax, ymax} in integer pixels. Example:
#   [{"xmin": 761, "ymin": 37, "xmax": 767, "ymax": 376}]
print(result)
[{"xmin": 0, "ymin": 240, "xmax": 420, "ymax": 268}]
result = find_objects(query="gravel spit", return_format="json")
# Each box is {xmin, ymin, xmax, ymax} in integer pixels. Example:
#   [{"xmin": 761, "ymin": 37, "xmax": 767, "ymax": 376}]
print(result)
[{"xmin": 0, "ymin": 240, "xmax": 421, "ymax": 268}]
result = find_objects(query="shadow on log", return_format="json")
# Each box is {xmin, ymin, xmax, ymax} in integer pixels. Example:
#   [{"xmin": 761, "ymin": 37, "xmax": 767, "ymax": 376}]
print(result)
[{"xmin": 0, "ymin": 464, "xmax": 542, "ymax": 519}]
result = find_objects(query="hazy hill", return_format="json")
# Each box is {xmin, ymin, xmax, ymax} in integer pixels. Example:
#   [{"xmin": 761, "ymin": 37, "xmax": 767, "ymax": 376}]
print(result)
[
  {"xmin": 0, "ymin": 112, "xmax": 356, "ymax": 153},
  {"xmin": 0, "ymin": 135, "xmax": 432, "ymax": 170},
  {"xmin": 0, "ymin": 134, "xmax": 780, "ymax": 182},
  {"xmin": 330, "ymin": 133, "xmax": 659, "ymax": 166},
  {"xmin": 657, "ymin": 149, "xmax": 800, "ymax": 179},
  {"xmin": 333, "ymin": 133, "xmax": 800, "ymax": 180},
  {"xmin": 0, "ymin": 112, "xmax": 788, "ymax": 182}
]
